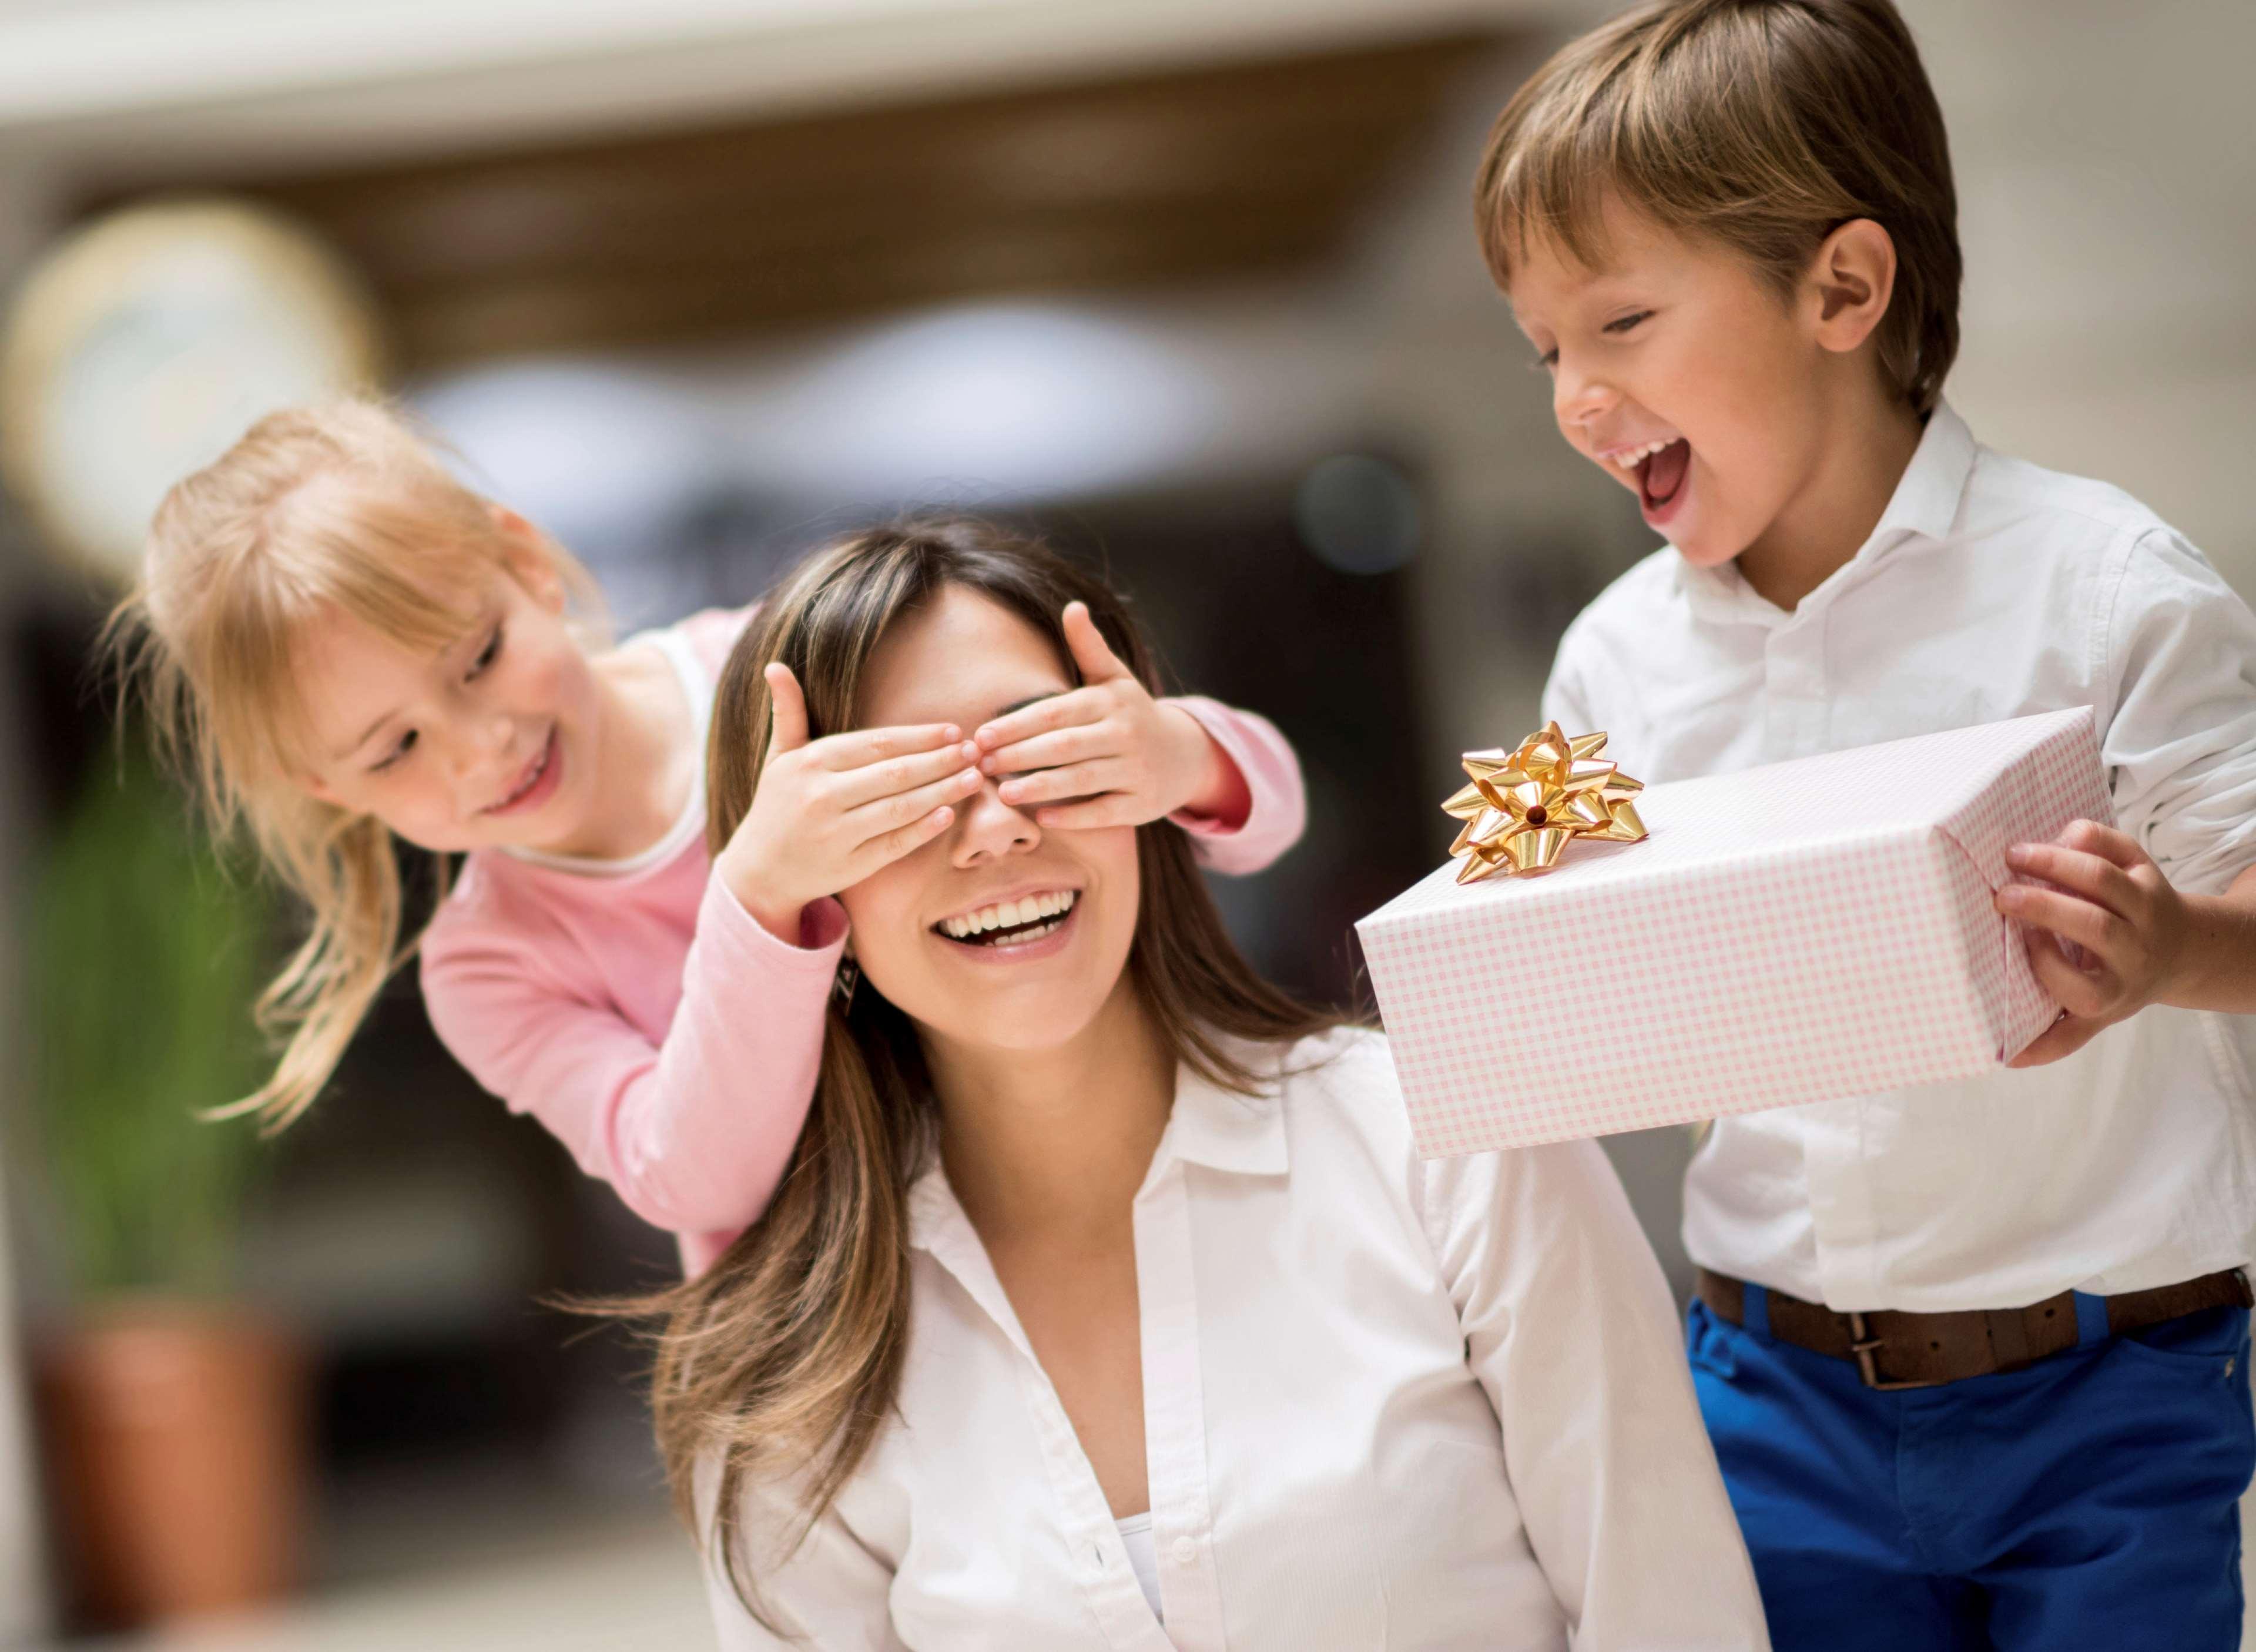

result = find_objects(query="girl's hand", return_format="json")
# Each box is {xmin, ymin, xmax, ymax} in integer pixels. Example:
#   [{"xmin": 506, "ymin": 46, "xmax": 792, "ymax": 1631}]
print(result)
[
  {"xmin": 974, "ymin": 602, "xmax": 1248, "ymax": 830},
  {"xmin": 1997, "ymin": 819, "xmax": 2193, "ymax": 1067},
  {"xmin": 717, "ymin": 664, "xmax": 985, "ymax": 942}
]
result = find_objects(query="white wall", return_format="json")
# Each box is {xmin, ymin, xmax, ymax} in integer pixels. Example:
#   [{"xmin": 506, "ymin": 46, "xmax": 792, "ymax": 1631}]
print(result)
[
  {"xmin": 0, "ymin": 0, "xmax": 1543, "ymax": 176},
  {"xmin": 1915, "ymin": 0, "xmax": 2256, "ymax": 594}
]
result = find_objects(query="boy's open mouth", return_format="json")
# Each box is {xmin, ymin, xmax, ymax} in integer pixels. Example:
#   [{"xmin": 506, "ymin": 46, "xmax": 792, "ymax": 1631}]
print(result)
[
  {"xmin": 1638, "ymin": 438, "xmax": 1691, "ymax": 512},
  {"xmin": 933, "ymin": 890, "xmax": 1080, "ymax": 949}
]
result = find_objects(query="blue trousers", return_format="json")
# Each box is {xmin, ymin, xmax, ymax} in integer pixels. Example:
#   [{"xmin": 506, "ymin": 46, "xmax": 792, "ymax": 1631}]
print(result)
[{"xmin": 1688, "ymin": 1295, "xmax": 2255, "ymax": 1650}]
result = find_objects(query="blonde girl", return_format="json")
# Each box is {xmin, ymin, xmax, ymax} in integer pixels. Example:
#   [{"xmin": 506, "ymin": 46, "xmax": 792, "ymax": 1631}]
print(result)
[{"xmin": 119, "ymin": 398, "xmax": 1306, "ymax": 1272}]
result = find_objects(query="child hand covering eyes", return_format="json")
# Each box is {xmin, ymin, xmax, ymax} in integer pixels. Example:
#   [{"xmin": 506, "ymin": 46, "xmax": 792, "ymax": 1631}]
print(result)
[{"xmin": 724, "ymin": 601, "xmax": 1256, "ymax": 942}]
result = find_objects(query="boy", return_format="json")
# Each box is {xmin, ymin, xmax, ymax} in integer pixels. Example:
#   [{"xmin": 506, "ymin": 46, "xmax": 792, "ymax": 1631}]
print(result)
[{"xmin": 1478, "ymin": 1, "xmax": 2256, "ymax": 1646}]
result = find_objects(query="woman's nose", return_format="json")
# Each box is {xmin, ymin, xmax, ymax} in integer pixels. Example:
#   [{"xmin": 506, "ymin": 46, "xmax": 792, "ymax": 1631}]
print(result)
[{"xmin": 950, "ymin": 776, "xmax": 1040, "ymax": 866}]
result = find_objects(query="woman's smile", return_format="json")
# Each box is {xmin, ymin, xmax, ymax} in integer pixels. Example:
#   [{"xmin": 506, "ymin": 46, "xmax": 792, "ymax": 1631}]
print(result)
[
  {"xmin": 930, "ymin": 886, "xmax": 1084, "ymax": 963},
  {"xmin": 929, "ymin": 889, "xmax": 1078, "ymax": 966}
]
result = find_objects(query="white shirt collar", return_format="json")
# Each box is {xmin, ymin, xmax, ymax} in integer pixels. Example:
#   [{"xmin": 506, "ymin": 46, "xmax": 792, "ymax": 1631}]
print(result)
[
  {"xmin": 902, "ymin": 1047, "xmax": 1290, "ymax": 1361},
  {"xmin": 907, "ymin": 1047, "xmax": 1289, "ymax": 1225},
  {"xmin": 1677, "ymin": 398, "xmax": 1977, "ymax": 623},
  {"xmin": 906, "ymin": 1048, "xmax": 1292, "ymax": 1244},
  {"xmin": 1881, "ymin": 398, "xmax": 1977, "ymax": 546},
  {"xmin": 1156, "ymin": 1052, "xmax": 1291, "ymax": 1178}
]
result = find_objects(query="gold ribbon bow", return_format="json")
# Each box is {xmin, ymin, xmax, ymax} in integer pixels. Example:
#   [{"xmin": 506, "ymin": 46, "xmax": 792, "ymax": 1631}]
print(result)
[{"xmin": 1442, "ymin": 723, "xmax": 1648, "ymax": 883}]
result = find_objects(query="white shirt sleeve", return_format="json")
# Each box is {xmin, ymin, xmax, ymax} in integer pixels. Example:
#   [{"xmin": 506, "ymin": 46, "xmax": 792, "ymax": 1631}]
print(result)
[
  {"xmin": 703, "ymin": 1469, "xmax": 905, "ymax": 1652},
  {"xmin": 1540, "ymin": 628, "xmax": 1600, "ymax": 735},
  {"xmin": 2102, "ymin": 527, "xmax": 2256, "ymax": 896},
  {"xmin": 1420, "ymin": 1141, "xmax": 1769, "ymax": 1652}
]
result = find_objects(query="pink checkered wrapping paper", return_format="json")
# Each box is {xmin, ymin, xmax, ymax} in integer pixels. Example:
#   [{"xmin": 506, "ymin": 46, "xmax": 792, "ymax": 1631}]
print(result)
[{"xmin": 1356, "ymin": 708, "xmax": 2113, "ymax": 1157}]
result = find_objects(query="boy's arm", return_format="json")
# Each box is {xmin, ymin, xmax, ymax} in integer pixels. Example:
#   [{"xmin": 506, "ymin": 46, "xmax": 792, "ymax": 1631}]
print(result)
[
  {"xmin": 2173, "ymin": 867, "xmax": 2256, "ymax": 1011},
  {"xmin": 1999, "ymin": 826, "xmax": 2256, "ymax": 1064},
  {"xmin": 2002, "ymin": 527, "xmax": 2256, "ymax": 1064}
]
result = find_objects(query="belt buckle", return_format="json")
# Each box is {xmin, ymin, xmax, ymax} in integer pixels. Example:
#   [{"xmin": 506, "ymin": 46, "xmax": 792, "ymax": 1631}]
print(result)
[{"xmin": 1846, "ymin": 1311, "xmax": 1947, "ymax": 1392}]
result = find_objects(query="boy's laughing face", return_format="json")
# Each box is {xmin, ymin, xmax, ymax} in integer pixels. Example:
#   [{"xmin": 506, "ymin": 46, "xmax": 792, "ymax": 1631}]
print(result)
[{"xmin": 1508, "ymin": 194, "xmax": 1842, "ymax": 573}]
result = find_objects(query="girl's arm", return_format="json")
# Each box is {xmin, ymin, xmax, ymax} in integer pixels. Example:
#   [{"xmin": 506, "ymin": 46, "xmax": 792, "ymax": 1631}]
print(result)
[
  {"xmin": 1164, "ymin": 696, "xmax": 1306, "ymax": 876},
  {"xmin": 421, "ymin": 871, "xmax": 843, "ymax": 1263},
  {"xmin": 972, "ymin": 605, "xmax": 1307, "ymax": 876},
  {"xmin": 1421, "ymin": 1140, "xmax": 1770, "ymax": 1651}
]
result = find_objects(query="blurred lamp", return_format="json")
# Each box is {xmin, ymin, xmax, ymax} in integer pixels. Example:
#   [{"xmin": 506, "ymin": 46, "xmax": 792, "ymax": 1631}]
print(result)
[
  {"xmin": 1294, "ymin": 452, "xmax": 1420, "ymax": 575},
  {"xmin": 0, "ymin": 199, "xmax": 384, "ymax": 584},
  {"xmin": 416, "ymin": 362, "xmax": 728, "ymax": 629},
  {"xmin": 756, "ymin": 302, "xmax": 1220, "ymax": 505},
  {"xmin": 416, "ymin": 363, "xmax": 721, "ymax": 556}
]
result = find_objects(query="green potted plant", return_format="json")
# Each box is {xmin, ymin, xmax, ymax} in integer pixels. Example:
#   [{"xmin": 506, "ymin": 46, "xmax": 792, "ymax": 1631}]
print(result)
[{"xmin": 22, "ymin": 749, "xmax": 306, "ymax": 1629}]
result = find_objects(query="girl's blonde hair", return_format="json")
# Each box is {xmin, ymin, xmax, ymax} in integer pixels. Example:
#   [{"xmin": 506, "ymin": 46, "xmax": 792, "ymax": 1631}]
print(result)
[{"xmin": 108, "ymin": 397, "xmax": 604, "ymax": 1131}]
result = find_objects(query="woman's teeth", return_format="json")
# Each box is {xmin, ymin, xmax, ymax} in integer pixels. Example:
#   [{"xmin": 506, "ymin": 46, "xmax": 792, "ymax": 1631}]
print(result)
[{"xmin": 938, "ymin": 890, "xmax": 1077, "ymax": 943}]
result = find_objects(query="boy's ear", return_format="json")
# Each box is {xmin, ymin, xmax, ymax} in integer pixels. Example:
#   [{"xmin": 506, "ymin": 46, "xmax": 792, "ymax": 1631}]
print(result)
[
  {"xmin": 1808, "ymin": 217, "xmax": 1898, "ymax": 355},
  {"xmin": 490, "ymin": 504, "xmax": 568, "ymax": 614}
]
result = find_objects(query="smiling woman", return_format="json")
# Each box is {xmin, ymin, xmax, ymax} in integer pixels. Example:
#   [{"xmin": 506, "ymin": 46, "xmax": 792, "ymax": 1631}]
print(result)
[
  {"xmin": 700, "ymin": 520, "xmax": 1306, "ymax": 1071},
  {"xmin": 647, "ymin": 518, "xmax": 1768, "ymax": 1650}
]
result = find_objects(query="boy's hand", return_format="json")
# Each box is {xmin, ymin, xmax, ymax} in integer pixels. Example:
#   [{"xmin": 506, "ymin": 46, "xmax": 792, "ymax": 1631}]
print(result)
[
  {"xmin": 717, "ymin": 663, "xmax": 984, "ymax": 943},
  {"xmin": 1996, "ymin": 820, "xmax": 2191, "ymax": 1067},
  {"xmin": 973, "ymin": 602, "xmax": 1249, "ymax": 830}
]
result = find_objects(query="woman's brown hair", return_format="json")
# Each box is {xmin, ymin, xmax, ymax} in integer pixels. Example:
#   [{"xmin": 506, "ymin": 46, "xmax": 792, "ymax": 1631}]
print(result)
[
  {"xmin": 1475, "ymin": 0, "xmax": 1960, "ymax": 414},
  {"xmin": 645, "ymin": 517, "xmax": 1339, "ymax": 1620}
]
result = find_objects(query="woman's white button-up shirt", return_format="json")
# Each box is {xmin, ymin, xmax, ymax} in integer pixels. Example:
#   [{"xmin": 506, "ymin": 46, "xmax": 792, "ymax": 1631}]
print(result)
[{"xmin": 703, "ymin": 1028, "xmax": 1766, "ymax": 1651}]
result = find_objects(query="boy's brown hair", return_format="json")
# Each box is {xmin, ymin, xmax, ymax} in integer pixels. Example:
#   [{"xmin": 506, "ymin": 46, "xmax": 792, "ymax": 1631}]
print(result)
[{"xmin": 1476, "ymin": 0, "xmax": 1960, "ymax": 414}]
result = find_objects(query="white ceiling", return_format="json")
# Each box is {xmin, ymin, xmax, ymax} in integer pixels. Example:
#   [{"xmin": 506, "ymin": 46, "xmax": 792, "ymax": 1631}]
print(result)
[{"xmin": 0, "ymin": 0, "xmax": 1548, "ymax": 177}]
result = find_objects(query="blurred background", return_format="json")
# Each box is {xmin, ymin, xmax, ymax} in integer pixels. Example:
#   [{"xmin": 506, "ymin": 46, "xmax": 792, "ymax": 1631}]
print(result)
[{"xmin": 0, "ymin": 0, "xmax": 2249, "ymax": 1646}]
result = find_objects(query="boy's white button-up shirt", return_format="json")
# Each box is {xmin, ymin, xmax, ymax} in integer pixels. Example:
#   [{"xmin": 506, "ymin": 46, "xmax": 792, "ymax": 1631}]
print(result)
[
  {"xmin": 703, "ymin": 1029, "xmax": 1767, "ymax": 1651},
  {"xmin": 1545, "ymin": 403, "xmax": 2256, "ymax": 1313}
]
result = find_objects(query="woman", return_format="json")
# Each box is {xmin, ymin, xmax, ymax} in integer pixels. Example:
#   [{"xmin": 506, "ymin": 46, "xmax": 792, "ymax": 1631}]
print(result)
[{"xmin": 651, "ymin": 519, "xmax": 1766, "ymax": 1650}]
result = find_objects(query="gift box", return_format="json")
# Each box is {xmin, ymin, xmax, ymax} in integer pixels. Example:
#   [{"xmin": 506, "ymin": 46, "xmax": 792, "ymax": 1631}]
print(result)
[{"xmin": 1355, "ymin": 708, "xmax": 2111, "ymax": 1156}]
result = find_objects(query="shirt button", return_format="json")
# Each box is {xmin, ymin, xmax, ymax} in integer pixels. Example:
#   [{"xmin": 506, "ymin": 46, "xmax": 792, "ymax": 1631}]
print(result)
[{"xmin": 1172, "ymin": 1536, "xmax": 1196, "ymax": 1564}]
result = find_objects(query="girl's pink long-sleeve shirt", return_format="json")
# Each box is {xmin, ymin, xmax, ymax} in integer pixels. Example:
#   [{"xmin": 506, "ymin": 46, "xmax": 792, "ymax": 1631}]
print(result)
[{"xmin": 418, "ymin": 605, "xmax": 1307, "ymax": 1276}]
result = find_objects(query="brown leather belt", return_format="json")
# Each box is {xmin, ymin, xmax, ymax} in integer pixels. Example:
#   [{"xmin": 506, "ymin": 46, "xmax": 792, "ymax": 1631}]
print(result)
[{"xmin": 1695, "ymin": 1267, "xmax": 2253, "ymax": 1390}]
